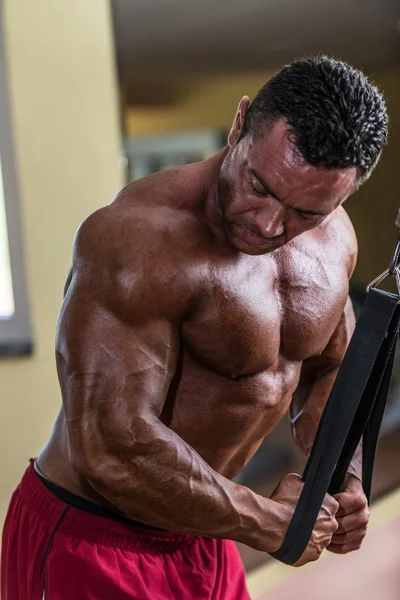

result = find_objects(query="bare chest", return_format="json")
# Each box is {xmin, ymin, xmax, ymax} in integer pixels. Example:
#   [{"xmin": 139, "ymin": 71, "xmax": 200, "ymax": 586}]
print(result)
[{"xmin": 182, "ymin": 246, "xmax": 348, "ymax": 378}]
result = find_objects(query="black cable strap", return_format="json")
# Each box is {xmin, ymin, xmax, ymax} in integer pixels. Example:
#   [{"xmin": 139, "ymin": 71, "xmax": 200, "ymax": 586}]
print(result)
[{"xmin": 270, "ymin": 288, "xmax": 400, "ymax": 565}]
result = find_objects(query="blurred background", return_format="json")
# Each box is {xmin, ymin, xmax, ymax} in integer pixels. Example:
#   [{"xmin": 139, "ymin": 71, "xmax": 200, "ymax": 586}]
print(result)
[{"xmin": 0, "ymin": 1, "xmax": 399, "ymax": 598}]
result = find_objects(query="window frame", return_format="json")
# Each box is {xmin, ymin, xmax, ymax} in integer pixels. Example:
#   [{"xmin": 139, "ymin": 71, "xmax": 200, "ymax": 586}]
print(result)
[{"xmin": 0, "ymin": 6, "xmax": 33, "ymax": 356}]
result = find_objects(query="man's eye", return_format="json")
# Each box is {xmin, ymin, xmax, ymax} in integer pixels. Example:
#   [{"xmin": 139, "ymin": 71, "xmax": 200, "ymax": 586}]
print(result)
[
  {"xmin": 298, "ymin": 212, "xmax": 318, "ymax": 222},
  {"xmin": 250, "ymin": 181, "xmax": 267, "ymax": 196}
]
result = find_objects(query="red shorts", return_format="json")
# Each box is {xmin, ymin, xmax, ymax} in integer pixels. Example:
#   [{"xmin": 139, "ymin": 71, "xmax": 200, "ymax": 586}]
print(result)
[{"xmin": 1, "ymin": 463, "xmax": 250, "ymax": 599}]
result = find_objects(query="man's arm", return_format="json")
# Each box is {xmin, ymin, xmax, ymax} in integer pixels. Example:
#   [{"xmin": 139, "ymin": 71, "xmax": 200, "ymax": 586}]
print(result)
[
  {"xmin": 63, "ymin": 267, "xmax": 73, "ymax": 298},
  {"xmin": 290, "ymin": 213, "xmax": 361, "ymax": 476},
  {"xmin": 289, "ymin": 295, "xmax": 362, "ymax": 477},
  {"xmin": 57, "ymin": 209, "xmax": 293, "ymax": 554},
  {"xmin": 290, "ymin": 295, "xmax": 370, "ymax": 554}
]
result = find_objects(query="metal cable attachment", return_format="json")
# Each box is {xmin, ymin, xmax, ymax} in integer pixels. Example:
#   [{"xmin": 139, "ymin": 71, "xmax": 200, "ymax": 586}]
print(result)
[{"xmin": 366, "ymin": 209, "xmax": 400, "ymax": 300}]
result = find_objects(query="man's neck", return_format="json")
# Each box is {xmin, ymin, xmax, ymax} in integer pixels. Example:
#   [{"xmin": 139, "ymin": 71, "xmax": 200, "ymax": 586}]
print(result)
[{"xmin": 200, "ymin": 148, "xmax": 228, "ymax": 239}]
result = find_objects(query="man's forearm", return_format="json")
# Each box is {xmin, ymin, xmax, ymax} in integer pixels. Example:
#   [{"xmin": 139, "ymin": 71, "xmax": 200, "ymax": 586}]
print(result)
[
  {"xmin": 346, "ymin": 440, "xmax": 363, "ymax": 480},
  {"xmin": 74, "ymin": 418, "xmax": 285, "ymax": 553}
]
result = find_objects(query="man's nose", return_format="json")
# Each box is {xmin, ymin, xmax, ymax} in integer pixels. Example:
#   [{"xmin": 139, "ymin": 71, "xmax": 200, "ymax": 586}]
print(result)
[{"xmin": 254, "ymin": 199, "xmax": 285, "ymax": 239}]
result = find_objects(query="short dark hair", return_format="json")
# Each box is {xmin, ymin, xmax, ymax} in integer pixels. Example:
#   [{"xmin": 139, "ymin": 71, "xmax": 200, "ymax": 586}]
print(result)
[{"xmin": 240, "ymin": 56, "xmax": 388, "ymax": 181}]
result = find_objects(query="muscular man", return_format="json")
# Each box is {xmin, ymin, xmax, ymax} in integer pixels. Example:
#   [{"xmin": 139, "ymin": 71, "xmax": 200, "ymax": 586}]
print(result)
[{"xmin": 2, "ymin": 57, "xmax": 388, "ymax": 599}]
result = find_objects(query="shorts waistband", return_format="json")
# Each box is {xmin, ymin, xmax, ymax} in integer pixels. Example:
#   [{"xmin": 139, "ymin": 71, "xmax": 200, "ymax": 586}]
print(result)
[{"xmin": 16, "ymin": 462, "xmax": 197, "ymax": 554}]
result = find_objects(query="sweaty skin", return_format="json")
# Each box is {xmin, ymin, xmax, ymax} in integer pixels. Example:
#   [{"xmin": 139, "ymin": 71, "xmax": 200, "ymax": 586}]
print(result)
[{"xmin": 38, "ymin": 113, "xmax": 369, "ymax": 566}]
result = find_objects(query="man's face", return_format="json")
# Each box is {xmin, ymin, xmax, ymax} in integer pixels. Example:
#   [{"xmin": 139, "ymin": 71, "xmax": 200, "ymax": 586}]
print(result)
[{"xmin": 218, "ymin": 119, "xmax": 357, "ymax": 255}]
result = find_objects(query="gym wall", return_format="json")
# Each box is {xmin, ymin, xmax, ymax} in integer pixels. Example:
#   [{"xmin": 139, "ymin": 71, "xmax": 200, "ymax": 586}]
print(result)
[{"xmin": 0, "ymin": 0, "xmax": 124, "ymax": 528}]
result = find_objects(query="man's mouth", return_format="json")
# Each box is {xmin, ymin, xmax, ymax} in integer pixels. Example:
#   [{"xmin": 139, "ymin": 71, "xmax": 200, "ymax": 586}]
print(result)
[{"xmin": 235, "ymin": 224, "xmax": 285, "ymax": 249}]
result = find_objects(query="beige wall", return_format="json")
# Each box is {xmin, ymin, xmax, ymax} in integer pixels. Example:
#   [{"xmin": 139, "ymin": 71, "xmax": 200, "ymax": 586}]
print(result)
[
  {"xmin": 345, "ymin": 71, "xmax": 400, "ymax": 285},
  {"xmin": 126, "ymin": 69, "xmax": 400, "ymax": 286},
  {"xmin": 125, "ymin": 73, "xmax": 272, "ymax": 135},
  {"xmin": 0, "ymin": 0, "xmax": 124, "ymax": 526}
]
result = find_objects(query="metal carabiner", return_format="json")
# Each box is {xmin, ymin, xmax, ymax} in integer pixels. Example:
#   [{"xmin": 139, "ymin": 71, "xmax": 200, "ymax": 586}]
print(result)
[
  {"xmin": 366, "ymin": 267, "xmax": 400, "ymax": 302},
  {"xmin": 366, "ymin": 209, "xmax": 400, "ymax": 301},
  {"xmin": 389, "ymin": 210, "xmax": 400, "ymax": 276}
]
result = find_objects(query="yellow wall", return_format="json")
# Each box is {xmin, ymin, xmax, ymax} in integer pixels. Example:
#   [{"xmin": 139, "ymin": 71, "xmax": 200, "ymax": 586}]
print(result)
[
  {"xmin": 345, "ymin": 71, "xmax": 400, "ymax": 285},
  {"xmin": 125, "ymin": 73, "xmax": 272, "ymax": 135},
  {"xmin": 0, "ymin": 0, "xmax": 124, "ymax": 525},
  {"xmin": 126, "ymin": 69, "xmax": 400, "ymax": 286}
]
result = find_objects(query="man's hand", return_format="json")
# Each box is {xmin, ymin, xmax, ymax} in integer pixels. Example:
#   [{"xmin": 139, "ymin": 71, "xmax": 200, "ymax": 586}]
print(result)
[
  {"xmin": 327, "ymin": 472, "xmax": 370, "ymax": 555},
  {"xmin": 269, "ymin": 473, "xmax": 339, "ymax": 567}
]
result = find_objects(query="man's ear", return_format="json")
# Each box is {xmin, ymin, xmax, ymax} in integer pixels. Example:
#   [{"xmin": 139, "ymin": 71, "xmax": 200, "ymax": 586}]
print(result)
[{"xmin": 228, "ymin": 96, "xmax": 250, "ymax": 147}]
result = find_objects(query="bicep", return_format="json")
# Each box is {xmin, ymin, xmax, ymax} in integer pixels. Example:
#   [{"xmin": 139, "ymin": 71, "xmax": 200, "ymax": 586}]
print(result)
[
  {"xmin": 56, "ymin": 279, "xmax": 180, "ymax": 471},
  {"xmin": 290, "ymin": 297, "xmax": 356, "ymax": 450},
  {"xmin": 63, "ymin": 267, "xmax": 73, "ymax": 298},
  {"xmin": 300, "ymin": 296, "xmax": 356, "ymax": 384},
  {"xmin": 291, "ymin": 296, "xmax": 355, "ymax": 417}
]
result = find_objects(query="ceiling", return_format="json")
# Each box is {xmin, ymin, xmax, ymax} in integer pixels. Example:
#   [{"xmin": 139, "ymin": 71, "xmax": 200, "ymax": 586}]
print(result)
[{"xmin": 112, "ymin": 0, "xmax": 400, "ymax": 105}]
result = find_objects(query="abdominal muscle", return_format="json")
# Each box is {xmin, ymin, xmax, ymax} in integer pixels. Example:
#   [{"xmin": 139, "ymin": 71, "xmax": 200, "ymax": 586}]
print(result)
[{"xmin": 161, "ymin": 352, "xmax": 302, "ymax": 479}]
